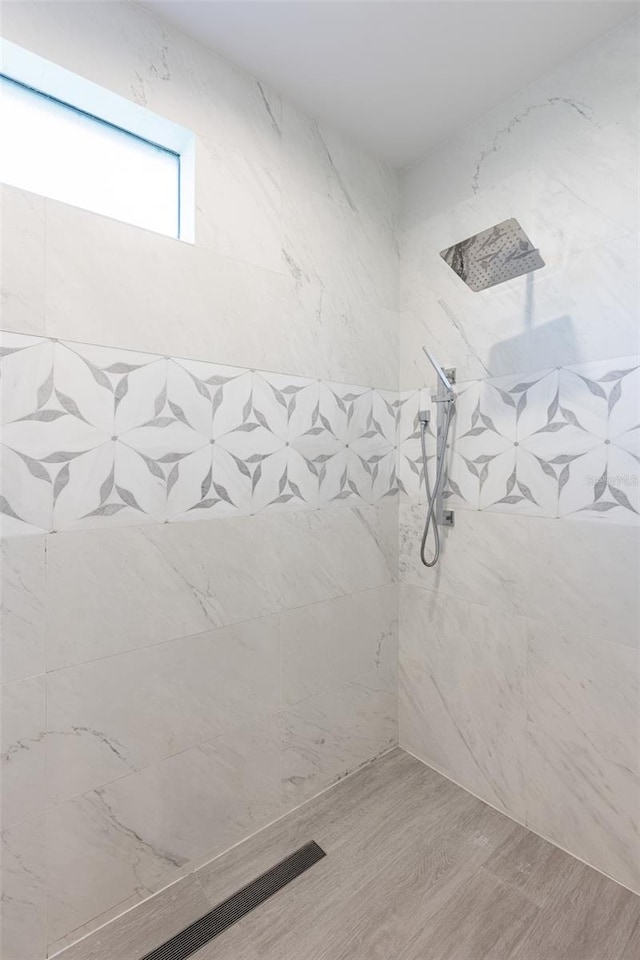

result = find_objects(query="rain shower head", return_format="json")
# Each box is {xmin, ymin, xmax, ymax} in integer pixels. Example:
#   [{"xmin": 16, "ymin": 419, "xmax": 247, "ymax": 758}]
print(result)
[{"xmin": 440, "ymin": 218, "xmax": 544, "ymax": 292}]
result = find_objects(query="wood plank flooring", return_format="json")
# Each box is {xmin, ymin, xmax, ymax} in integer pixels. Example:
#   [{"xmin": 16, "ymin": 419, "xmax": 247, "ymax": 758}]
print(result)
[{"xmin": 56, "ymin": 749, "xmax": 640, "ymax": 960}]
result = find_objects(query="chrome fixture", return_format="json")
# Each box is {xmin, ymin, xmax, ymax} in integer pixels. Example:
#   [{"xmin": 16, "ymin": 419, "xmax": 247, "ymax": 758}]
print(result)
[
  {"xmin": 440, "ymin": 218, "xmax": 544, "ymax": 291},
  {"xmin": 419, "ymin": 347, "xmax": 456, "ymax": 568}
]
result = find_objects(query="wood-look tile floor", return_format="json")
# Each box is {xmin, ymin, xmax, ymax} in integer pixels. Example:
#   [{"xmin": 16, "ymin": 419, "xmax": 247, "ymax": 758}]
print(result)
[{"xmin": 58, "ymin": 749, "xmax": 640, "ymax": 960}]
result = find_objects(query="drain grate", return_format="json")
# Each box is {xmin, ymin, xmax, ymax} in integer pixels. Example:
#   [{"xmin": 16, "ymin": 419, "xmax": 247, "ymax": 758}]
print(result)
[{"xmin": 140, "ymin": 841, "xmax": 326, "ymax": 960}]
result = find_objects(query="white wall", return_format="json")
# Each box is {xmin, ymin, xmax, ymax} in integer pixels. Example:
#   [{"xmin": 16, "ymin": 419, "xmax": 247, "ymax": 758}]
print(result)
[
  {"xmin": 0, "ymin": 3, "xmax": 400, "ymax": 957},
  {"xmin": 398, "ymin": 16, "xmax": 640, "ymax": 894}
]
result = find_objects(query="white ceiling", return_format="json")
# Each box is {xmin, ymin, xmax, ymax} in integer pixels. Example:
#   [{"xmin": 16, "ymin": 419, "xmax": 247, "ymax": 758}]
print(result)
[{"xmin": 144, "ymin": 1, "xmax": 638, "ymax": 167}]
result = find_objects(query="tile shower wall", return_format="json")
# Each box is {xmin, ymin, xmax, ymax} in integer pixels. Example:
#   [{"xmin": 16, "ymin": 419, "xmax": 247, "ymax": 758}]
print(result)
[
  {"xmin": 398, "ymin": 17, "xmax": 640, "ymax": 894},
  {"xmin": 398, "ymin": 355, "xmax": 640, "ymax": 523},
  {"xmin": 0, "ymin": 333, "xmax": 398, "ymax": 536},
  {"xmin": 0, "ymin": 3, "xmax": 399, "ymax": 957}
]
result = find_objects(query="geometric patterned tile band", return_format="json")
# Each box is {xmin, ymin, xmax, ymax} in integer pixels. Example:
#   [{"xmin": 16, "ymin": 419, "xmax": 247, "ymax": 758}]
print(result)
[
  {"xmin": 0, "ymin": 333, "xmax": 399, "ymax": 537},
  {"xmin": 2, "ymin": 332, "xmax": 638, "ymax": 536},
  {"xmin": 398, "ymin": 356, "xmax": 640, "ymax": 525}
]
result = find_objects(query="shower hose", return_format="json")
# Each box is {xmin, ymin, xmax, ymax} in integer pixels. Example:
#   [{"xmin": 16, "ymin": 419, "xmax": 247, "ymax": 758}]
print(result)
[{"xmin": 419, "ymin": 398, "xmax": 455, "ymax": 567}]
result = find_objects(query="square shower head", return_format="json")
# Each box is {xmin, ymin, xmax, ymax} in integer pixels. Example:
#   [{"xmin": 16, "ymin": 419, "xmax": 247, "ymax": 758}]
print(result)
[{"xmin": 439, "ymin": 218, "xmax": 544, "ymax": 292}]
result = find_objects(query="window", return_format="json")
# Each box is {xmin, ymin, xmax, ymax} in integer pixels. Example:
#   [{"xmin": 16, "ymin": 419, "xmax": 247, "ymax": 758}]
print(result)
[{"xmin": 0, "ymin": 41, "xmax": 194, "ymax": 240}]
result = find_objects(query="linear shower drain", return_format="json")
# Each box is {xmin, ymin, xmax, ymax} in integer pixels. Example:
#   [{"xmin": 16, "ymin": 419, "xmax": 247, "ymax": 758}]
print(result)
[{"xmin": 140, "ymin": 841, "xmax": 326, "ymax": 960}]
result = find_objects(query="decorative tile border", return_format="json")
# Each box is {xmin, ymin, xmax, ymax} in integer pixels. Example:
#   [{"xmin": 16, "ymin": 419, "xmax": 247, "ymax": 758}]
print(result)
[
  {"xmin": 398, "ymin": 356, "xmax": 640, "ymax": 525},
  {"xmin": 2, "ymin": 333, "xmax": 637, "ymax": 536},
  {"xmin": 0, "ymin": 333, "xmax": 399, "ymax": 536}
]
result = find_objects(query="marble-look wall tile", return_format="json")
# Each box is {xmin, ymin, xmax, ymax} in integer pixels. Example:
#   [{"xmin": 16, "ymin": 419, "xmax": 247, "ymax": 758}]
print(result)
[
  {"xmin": 399, "ymin": 584, "xmax": 527, "ymax": 818},
  {"xmin": 523, "ymin": 515, "xmax": 640, "ymax": 647},
  {"xmin": 0, "ymin": 185, "xmax": 46, "ymax": 337},
  {"xmin": 282, "ymin": 663, "xmax": 397, "ymax": 806},
  {"xmin": 0, "ymin": 0, "xmax": 399, "ymax": 392},
  {"xmin": 527, "ymin": 17, "xmax": 639, "ymax": 265},
  {"xmin": 0, "ymin": 813, "xmax": 47, "ymax": 960},
  {"xmin": 281, "ymin": 183, "xmax": 398, "ymax": 317},
  {"xmin": 0, "ymin": 535, "xmax": 46, "ymax": 681},
  {"xmin": 0, "ymin": 2, "xmax": 402, "ymax": 949},
  {"xmin": 399, "ymin": 19, "xmax": 639, "ymax": 389},
  {"xmin": 526, "ymin": 727, "xmax": 640, "ymax": 895},
  {"xmin": 46, "ymin": 501, "xmax": 397, "ymax": 670},
  {"xmin": 399, "ymin": 503, "xmax": 640, "ymax": 894},
  {"xmin": 526, "ymin": 620, "xmax": 639, "ymax": 774},
  {"xmin": 281, "ymin": 101, "xmax": 398, "ymax": 221},
  {"xmin": 40, "ymin": 192, "xmax": 399, "ymax": 391},
  {"xmin": 400, "ymin": 503, "xmax": 531, "ymax": 616},
  {"xmin": 46, "ymin": 616, "xmax": 280, "ymax": 804},
  {"xmin": 1, "ymin": 675, "xmax": 46, "ymax": 828},
  {"xmin": 281, "ymin": 584, "xmax": 397, "ymax": 706},
  {"xmin": 46, "ymin": 716, "xmax": 283, "ymax": 942},
  {"xmin": 399, "ymin": 504, "xmax": 640, "ymax": 647},
  {"xmin": 397, "ymin": 12, "xmax": 640, "ymax": 904},
  {"xmin": 194, "ymin": 134, "xmax": 284, "ymax": 275}
]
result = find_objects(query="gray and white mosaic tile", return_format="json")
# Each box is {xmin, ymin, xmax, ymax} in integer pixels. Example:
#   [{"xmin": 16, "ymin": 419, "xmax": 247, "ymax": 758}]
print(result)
[
  {"xmin": 398, "ymin": 356, "xmax": 640, "ymax": 525},
  {"xmin": 2, "ymin": 332, "xmax": 638, "ymax": 535},
  {"xmin": 0, "ymin": 333, "xmax": 399, "ymax": 536}
]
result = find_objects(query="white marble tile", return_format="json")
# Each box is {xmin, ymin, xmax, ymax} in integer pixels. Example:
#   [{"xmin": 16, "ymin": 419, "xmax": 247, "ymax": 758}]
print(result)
[
  {"xmin": 399, "ymin": 584, "xmax": 527, "ymax": 818},
  {"xmin": 526, "ymin": 619, "xmax": 639, "ymax": 773},
  {"xmin": 45, "ymin": 524, "xmax": 217, "ymax": 670},
  {"xmin": 313, "ymin": 292, "xmax": 399, "ymax": 391},
  {"xmin": 46, "ymin": 793, "xmax": 161, "ymax": 946},
  {"xmin": 0, "ymin": 813, "xmax": 47, "ymax": 960},
  {"xmin": 399, "ymin": 19, "xmax": 638, "ymax": 390},
  {"xmin": 526, "ymin": 727, "xmax": 640, "ymax": 895},
  {"xmin": 46, "ymin": 716, "xmax": 283, "ymax": 942},
  {"xmin": 281, "ymin": 101, "xmax": 398, "ymax": 220},
  {"xmin": 0, "ymin": 535, "xmax": 46, "ymax": 682},
  {"xmin": 40, "ymin": 128, "xmax": 395, "ymax": 393},
  {"xmin": 281, "ymin": 584, "xmax": 398, "ymax": 706},
  {"xmin": 282, "ymin": 663, "xmax": 397, "ymax": 806},
  {"xmin": 46, "ymin": 616, "xmax": 280, "ymax": 804},
  {"xmin": 400, "ymin": 84, "xmax": 533, "ymax": 230},
  {"xmin": 524, "ymin": 515, "xmax": 640, "ymax": 647},
  {"xmin": 195, "ymin": 135, "xmax": 284, "ymax": 275},
  {"xmin": 46, "ymin": 502, "xmax": 397, "ymax": 669},
  {"xmin": 43, "ymin": 199, "xmax": 295, "ymax": 372},
  {"xmin": 401, "ymin": 504, "xmax": 640, "ymax": 646},
  {"xmin": 0, "ymin": 185, "xmax": 46, "ymax": 337},
  {"xmin": 1, "ymin": 675, "xmax": 46, "ymax": 828},
  {"xmin": 528, "ymin": 19, "xmax": 639, "ymax": 266},
  {"xmin": 399, "ymin": 503, "xmax": 531, "ymax": 616},
  {"xmin": 195, "ymin": 716, "xmax": 284, "ymax": 857},
  {"xmin": 281, "ymin": 182, "xmax": 397, "ymax": 317}
]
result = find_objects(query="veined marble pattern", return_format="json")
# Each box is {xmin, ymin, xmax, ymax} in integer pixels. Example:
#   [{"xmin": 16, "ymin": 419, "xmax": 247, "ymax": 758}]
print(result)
[
  {"xmin": 0, "ymin": 332, "xmax": 399, "ymax": 537},
  {"xmin": 398, "ymin": 355, "xmax": 640, "ymax": 525}
]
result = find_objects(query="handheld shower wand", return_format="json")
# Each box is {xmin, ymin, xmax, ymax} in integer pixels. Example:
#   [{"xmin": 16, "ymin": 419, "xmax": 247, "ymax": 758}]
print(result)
[
  {"xmin": 422, "ymin": 346, "xmax": 455, "ymax": 398},
  {"xmin": 419, "ymin": 347, "xmax": 456, "ymax": 567}
]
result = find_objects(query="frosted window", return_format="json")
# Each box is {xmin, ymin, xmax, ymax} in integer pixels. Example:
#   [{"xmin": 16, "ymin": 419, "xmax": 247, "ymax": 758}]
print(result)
[{"xmin": 0, "ymin": 76, "xmax": 180, "ymax": 237}]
